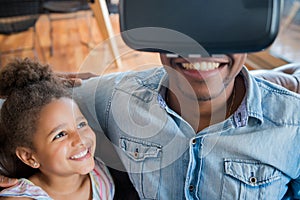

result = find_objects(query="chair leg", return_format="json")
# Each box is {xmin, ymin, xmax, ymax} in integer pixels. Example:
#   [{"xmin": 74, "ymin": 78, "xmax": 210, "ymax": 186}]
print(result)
[
  {"xmin": 47, "ymin": 12, "xmax": 54, "ymax": 56},
  {"xmin": 281, "ymin": 1, "xmax": 300, "ymax": 32},
  {"xmin": 90, "ymin": 0, "xmax": 122, "ymax": 68},
  {"xmin": 0, "ymin": 52, "xmax": 2, "ymax": 68},
  {"xmin": 34, "ymin": 26, "xmax": 46, "ymax": 62},
  {"xmin": 32, "ymin": 26, "xmax": 38, "ymax": 59},
  {"xmin": 79, "ymin": 10, "xmax": 96, "ymax": 49}
]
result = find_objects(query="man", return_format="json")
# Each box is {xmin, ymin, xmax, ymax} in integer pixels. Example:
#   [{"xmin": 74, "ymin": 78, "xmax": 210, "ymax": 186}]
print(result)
[
  {"xmin": 1, "ymin": 58, "xmax": 300, "ymax": 199},
  {"xmin": 69, "ymin": 51, "xmax": 300, "ymax": 199},
  {"xmin": 1, "ymin": 2, "xmax": 300, "ymax": 200}
]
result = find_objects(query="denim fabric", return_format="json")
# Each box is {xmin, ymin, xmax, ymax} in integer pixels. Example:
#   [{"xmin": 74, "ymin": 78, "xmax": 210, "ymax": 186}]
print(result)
[{"xmin": 73, "ymin": 67, "xmax": 300, "ymax": 200}]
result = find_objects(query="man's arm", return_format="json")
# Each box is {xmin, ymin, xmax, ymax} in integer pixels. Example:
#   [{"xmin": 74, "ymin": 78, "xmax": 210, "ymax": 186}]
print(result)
[
  {"xmin": 56, "ymin": 64, "xmax": 300, "ymax": 93},
  {"xmin": 250, "ymin": 63, "xmax": 300, "ymax": 94}
]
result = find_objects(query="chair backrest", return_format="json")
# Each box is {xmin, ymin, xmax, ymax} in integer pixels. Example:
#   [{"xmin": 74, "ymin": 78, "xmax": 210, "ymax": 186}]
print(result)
[
  {"xmin": 0, "ymin": 0, "xmax": 42, "ymax": 18},
  {"xmin": 0, "ymin": 0, "xmax": 42, "ymax": 34},
  {"xmin": 42, "ymin": 0, "xmax": 90, "ymax": 13}
]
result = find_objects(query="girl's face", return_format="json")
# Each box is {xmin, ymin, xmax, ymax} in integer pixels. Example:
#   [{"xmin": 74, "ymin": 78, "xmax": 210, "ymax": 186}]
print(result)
[{"xmin": 31, "ymin": 97, "xmax": 96, "ymax": 176}]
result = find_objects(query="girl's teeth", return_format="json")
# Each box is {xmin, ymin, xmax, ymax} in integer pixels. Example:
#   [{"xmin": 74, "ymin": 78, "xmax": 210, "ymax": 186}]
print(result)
[
  {"xmin": 182, "ymin": 62, "xmax": 220, "ymax": 71},
  {"xmin": 71, "ymin": 149, "xmax": 88, "ymax": 159}
]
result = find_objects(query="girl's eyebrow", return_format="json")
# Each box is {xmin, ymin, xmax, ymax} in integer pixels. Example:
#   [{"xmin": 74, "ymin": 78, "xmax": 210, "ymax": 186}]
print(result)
[
  {"xmin": 48, "ymin": 123, "xmax": 67, "ymax": 137},
  {"xmin": 47, "ymin": 115, "xmax": 86, "ymax": 137},
  {"xmin": 76, "ymin": 116, "xmax": 86, "ymax": 122}
]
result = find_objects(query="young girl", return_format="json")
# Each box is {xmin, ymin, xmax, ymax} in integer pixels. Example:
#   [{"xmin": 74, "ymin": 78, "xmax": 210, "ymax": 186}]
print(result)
[{"xmin": 0, "ymin": 58, "xmax": 114, "ymax": 200}]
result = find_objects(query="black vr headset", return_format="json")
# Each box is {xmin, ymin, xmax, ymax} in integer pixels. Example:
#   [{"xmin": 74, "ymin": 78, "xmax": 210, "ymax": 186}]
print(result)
[{"xmin": 119, "ymin": 0, "xmax": 281, "ymax": 57}]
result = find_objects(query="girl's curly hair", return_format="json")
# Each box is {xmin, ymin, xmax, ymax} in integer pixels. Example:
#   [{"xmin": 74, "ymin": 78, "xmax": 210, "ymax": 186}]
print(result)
[{"xmin": 0, "ymin": 58, "xmax": 71, "ymax": 178}]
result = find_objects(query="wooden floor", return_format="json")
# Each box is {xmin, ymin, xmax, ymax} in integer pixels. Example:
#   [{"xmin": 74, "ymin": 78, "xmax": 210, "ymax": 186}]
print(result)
[
  {"xmin": 0, "ymin": 10, "xmax": 298, "ymax": 73},
  {"xmin": 0, "ymin": 11, "xmax": 161, "ymax": 74}
]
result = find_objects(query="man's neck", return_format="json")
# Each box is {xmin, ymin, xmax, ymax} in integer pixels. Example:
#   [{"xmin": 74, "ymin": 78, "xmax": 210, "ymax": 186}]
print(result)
[{"xmin": 166, "ymin": 75, "xmax": 245, "ymax": 133}]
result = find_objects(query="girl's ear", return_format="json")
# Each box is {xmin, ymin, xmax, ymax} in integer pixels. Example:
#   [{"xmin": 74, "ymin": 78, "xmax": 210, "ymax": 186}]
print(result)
[{"xmin": 15, "ymin": 147, "xmax": 40, "ymax": 169}]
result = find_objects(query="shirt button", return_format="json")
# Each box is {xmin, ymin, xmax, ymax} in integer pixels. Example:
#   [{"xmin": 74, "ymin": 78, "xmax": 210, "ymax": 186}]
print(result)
[
  {"xmin": 134, "ymin": 148, "xmax": 139, "ymax": 158},
  {"xmin": 249, "ymin": 177, "xmax": 257, "ymax": 184},
  {"xmin": 189, "ymin": 185, "xmax": 194, "ymax": 191},
  {"xmin": 191, "ymin": 139, "xmax": 196, "ymax": 145}
]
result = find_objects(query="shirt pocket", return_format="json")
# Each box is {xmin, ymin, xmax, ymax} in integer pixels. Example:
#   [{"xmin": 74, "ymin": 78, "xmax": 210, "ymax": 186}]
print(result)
[
  {"xmin": 120, "ymin": 137, "xmax": 162, "ymax": 199},
  {"xmin": 221, "ymin": 159, "xmax": 281, "ymax": 200}
]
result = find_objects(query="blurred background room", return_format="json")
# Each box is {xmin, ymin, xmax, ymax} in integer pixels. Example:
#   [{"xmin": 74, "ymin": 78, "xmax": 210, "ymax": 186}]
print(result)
[{"xmin": 0, "ymin": 0, "xmax": 299, "ymax": 74}]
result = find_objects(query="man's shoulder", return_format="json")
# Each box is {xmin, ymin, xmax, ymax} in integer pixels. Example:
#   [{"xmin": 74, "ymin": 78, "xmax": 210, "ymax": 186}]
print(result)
[
  {"xmin": 103, "ymin": 67, "xmax": 166, "ymax": 90},
  {"xmin": 113, "ymin": 67, "xmax": 165, "ymax": 82},
  {"xmin": 76, "ymin": 67, "xmax": 164, "ymax": 95},
  {"xmin": 255, "ymin": 75, "xmax": 300, "ymax": 100},
  {"xmin": 88, "ymin": 67, "xmax": 164, "ymax": 86},
  {"xmin": 253, "ymin": 76, "xmax": 300, "ymax": 125}
]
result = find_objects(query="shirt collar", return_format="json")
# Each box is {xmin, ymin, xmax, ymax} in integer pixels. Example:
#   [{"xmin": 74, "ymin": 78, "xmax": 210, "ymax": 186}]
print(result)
[
  {"xmin": 234, "ymin": 67, "xmax": 264, "ymax": 127},
  {"xmin": 136, "ymin": 68, "xmax": 167, "ymax": 92}
]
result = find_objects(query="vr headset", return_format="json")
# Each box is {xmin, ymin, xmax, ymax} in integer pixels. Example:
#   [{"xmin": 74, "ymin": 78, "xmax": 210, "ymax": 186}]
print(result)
[{"xmin": 119, "ymin": 0, "xmax": 281, "ymax": 57}]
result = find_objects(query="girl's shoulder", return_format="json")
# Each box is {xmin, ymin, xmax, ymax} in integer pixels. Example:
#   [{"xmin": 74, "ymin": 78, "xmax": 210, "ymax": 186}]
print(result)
[
  {"xmin": 94, "ymin": 157, "xmax": 110, "ymax": 172},
  {"xmin": 91, "ymin": 157, "xmax": 115, "ymax": 200},
  {"xmin": 0, "ymin": 178, "xmax": 51, "ymax": 200},
  {"xmin": 93, "ymin": 157, "xmax": 114, "ymax": 185}
]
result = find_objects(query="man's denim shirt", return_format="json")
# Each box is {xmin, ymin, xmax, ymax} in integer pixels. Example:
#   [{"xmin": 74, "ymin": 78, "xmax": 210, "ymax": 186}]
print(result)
[{"xmin": 74, "ymin": 67, "xmax": 300, "ymax": 200}]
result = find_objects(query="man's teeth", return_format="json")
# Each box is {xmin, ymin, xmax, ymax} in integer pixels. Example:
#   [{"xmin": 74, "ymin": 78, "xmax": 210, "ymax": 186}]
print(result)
[
  {"xmin": 71, "ymin": 149, "xmax": 88, "ymax": 159},
  {"xmin": 182, "ymin": 62, "xmax": 220, "ymax": 71}
]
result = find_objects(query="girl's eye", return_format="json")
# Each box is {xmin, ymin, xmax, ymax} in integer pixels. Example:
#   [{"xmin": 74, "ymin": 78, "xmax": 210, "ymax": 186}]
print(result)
[
  {"xmin": 77, "ymin": 121, "xmax": 88, "ymax": 129},
  {"xmin": 53, "ymin": 131, "xmax": 67, "ymax": 140}
]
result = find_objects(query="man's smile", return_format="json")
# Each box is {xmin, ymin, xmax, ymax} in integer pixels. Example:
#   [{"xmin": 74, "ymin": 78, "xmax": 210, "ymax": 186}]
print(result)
[
  {"xmin": 172, "ymin": 55, "xmax": 232, "ymax": 72},
  {"xmin": 181, "ymin": 62, "xmax": 220, "ymax": 71}
]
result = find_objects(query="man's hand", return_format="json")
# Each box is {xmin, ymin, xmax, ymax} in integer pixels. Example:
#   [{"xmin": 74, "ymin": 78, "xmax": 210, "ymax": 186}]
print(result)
[
  {"xmin": 56, "ymin": 72, "xmax": 98, "ymax": 88},
  {"xmin": 0, "ymin": 175, "xmax": 17, "ymax": 188}
]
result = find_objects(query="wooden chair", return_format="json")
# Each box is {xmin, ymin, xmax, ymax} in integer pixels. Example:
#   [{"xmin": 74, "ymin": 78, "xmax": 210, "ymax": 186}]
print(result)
[
  {"xmin": 89, "ymin": 0, "xmax": 122, "ymax": 68},
  {"xmin": 0, "ymin": 0, "xmax": 45, "ymax": 66},
  {"xmin": 43, "ymin": 0, "xmax": 91, "ymax": 56}
]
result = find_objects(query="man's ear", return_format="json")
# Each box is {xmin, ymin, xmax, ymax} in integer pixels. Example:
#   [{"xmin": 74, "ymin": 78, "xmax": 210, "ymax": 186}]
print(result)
[
  {"xmin": 159, "ymin": 53, "xmax": 171, "ymax": 67},
  {"xmin": 15, "ymin": 147, "xmax": 40, "ymax": 169}
]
